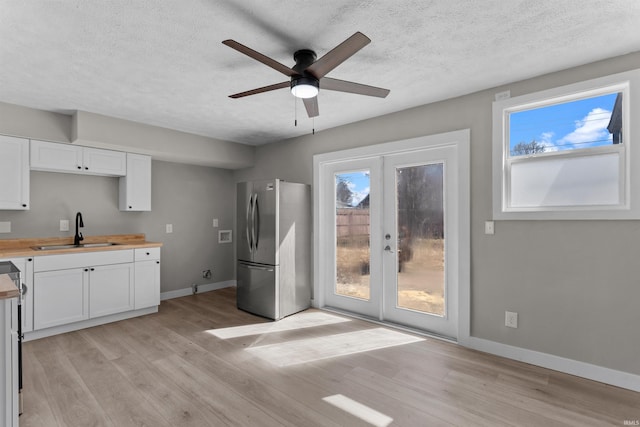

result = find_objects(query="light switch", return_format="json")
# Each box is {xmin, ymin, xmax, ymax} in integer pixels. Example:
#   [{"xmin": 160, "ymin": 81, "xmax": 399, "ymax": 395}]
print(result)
[
  {"xmin": 213, "ymin": 218, "xmax": 219, "ymax": 227},
  {"xmin": 60, "ymin": 220, "xmax": 69, "ymax": 232},
  {"xmin": 484, "ymin": 221, "xmax": 495, "ymax": 235},
  {"xmin": 0, "ymin": 221, "xmax": 10, "ymax": 233},
  {"xmin": 166, "ymin": 224, "xmax": 173, "ymax": 233}
]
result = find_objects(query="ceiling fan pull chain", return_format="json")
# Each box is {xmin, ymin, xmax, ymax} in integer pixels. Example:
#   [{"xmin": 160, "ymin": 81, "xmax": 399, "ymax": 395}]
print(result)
[
  {"xmin": 294, "ymin": 96, "xmax": 298, "ymax": 127},
  {"xmin": 312, "ymin": 117, "xmax": 315, "ymax": 135}
]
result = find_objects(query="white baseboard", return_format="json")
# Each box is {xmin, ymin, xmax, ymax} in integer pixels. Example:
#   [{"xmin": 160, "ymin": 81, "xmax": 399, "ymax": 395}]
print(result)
[
  {"xmin": 160, "ymin": 280, "xmax": 236, "ymax": 301},
  {"xmin": 463, "ymin": 336, "xmax": 640, "ymax": 393}
]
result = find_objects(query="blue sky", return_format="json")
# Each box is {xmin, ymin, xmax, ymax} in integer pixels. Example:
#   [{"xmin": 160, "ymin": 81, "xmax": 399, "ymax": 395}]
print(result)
[
  {"xmin": 336, "ymin": 171, "xmax": 370, "ymax": 206},
  {"xmin": 509, "ymin": 93, "xmax": 618, "ymax": 155}
]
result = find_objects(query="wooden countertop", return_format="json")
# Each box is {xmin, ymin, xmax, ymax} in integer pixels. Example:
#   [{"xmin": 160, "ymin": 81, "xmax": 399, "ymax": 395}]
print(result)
[
  {"xmin": 0, "ymin": 234, "xmax": 162, "ymax": 258},
  {"xmin": 0, "ymin": 274, "xmax": 19, "ymax": 300}
]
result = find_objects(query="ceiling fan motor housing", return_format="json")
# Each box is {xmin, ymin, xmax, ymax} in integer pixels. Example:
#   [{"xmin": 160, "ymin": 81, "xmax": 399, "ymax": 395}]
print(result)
[{"xmin": 291, "ymin": 49, "xmax": 319, "ymax": 98}]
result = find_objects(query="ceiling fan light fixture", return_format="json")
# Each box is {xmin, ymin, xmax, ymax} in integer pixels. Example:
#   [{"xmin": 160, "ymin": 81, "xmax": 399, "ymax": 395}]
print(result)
[{"xmin": 291, "ymin": 76, "xmax": 319, "ymax": 99}]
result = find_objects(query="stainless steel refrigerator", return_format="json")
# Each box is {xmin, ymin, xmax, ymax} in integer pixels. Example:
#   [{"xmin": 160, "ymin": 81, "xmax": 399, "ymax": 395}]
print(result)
[{"xmin": 236, "ymin": 179, "xmax": 311, "ymax": 320}]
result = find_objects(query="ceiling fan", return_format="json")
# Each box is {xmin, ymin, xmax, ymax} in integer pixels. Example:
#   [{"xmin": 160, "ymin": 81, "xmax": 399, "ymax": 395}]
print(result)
[{"xmin": 222, "ymin": 32, "xmax": 390, "ymax": 118}]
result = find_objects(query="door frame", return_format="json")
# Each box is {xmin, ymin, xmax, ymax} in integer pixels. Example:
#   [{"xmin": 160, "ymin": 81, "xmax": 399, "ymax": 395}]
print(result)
[{"xmin": 313, "ymin": 129, "xmax": 470, "ymax": 341}]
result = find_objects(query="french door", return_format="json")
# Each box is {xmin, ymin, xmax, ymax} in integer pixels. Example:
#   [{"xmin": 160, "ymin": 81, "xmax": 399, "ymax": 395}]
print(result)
[{"xmin": 319, "ymin": 139, "xmax": 463, "ymax": 339}]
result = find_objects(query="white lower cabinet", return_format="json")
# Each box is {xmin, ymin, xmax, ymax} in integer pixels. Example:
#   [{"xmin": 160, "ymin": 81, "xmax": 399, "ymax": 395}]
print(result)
[
  {"xmin": 134, "ymin": 260, "xmax": 160, "ymax": 309},
  {"xmin": 30, "ymin": 248, "xmax": 159, "ymax": 337},
  {"xmin": 89, "ymin": 263, "xmax": 134, "ymax": 317},
  {"xmin": 33, "ymin": 268, "xmax": 88, "ymax": 330},
  {"xmin": 134, "ymin": 248, "xmax": 160, "ymax": 310}
]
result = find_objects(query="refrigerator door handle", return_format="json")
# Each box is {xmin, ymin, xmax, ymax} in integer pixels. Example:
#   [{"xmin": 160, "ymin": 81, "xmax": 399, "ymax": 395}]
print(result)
[
  {"xmin": 254, "ymin": 194, "xmax": 260, "ymax": 250},
  {"xmin": 246, "ymin": 194, "xmax": 254, "ymax": 251},
  {"xmin": 250, "ymin": 193, "xmax": 258, "ymax": 251}
]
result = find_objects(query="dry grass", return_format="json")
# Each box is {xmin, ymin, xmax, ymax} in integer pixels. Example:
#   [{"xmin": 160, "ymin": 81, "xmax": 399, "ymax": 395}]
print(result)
[{"xmin": 336, "ymin": 238, "xmax": 444, "ymax": 315}]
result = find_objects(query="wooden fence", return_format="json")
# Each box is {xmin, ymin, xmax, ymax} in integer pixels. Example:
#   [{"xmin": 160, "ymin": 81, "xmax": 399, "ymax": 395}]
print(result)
[{"xmin": 336, "ymin": 208, "xmax": 370, "ymax": 244}]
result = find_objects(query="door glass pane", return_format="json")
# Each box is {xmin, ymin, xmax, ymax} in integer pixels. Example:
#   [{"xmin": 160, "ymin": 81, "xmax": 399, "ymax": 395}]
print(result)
[
  {"xmin": 396, "ymin": 163, "xmax": 444, "ymax": 316},
  {"xmin": 335, "ymin": 171, "xmax": 371, "ymax": 300}
]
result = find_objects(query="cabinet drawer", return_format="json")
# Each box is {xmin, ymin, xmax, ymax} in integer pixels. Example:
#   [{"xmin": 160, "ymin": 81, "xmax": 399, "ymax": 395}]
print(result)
[
  {"xmin": 34, "ymin": 250, "xmax": 134, "ymax": 272},
  {"xmin": 134, "ymin": 247, "xmax": 160, "ymax": 261}
]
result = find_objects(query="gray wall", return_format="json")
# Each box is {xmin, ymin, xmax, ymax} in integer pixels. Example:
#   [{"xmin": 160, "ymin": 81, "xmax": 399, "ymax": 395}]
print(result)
[
  {"xmin": 234, "ymin": 52, "xmax": 640, "ymax": 376},
  {"xmin": 0, "ymin": 102, "xmax": 255, "ymax": 169},
  {"xmin": 0, "ymin": 160, "xmax": 236, "ymax": 293}
]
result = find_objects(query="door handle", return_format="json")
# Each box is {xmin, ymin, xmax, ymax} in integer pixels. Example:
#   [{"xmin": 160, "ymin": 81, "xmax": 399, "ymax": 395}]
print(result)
[
  {"xmin": 254, "ymin": 194, "xmax": 260, "ymax": 250},
  {"xmin": 246, "ymin": 194, "xmax": 253, "ymax": 251},
  {"xmin": 384, "ymin": 245, "xmax": 395, "ymax": 253}
]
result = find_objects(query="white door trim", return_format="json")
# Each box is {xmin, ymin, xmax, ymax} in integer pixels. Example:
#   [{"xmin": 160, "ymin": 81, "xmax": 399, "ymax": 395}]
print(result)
[{"xmin": 313, "ymin": 129, "xmax": 470, "ymax": 341}]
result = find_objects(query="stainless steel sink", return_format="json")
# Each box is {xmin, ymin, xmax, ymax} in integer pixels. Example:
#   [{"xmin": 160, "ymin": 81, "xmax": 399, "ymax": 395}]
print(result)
[{"xmin": 32, "ymin": 242, "xmax": 119, "ymax": 250}]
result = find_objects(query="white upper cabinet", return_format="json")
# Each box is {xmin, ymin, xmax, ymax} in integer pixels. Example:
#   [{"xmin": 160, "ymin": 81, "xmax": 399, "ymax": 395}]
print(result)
[
  {"xmin": 119, "ymin": 153, "xmax": 151, "ymax": 211},
  {"xmin": 30, "ymin": 140, "xmax": 126, "ymax": 176},
  {"xmin": 30, "ymin": 140, "xmax": 82, "ymax": 173},
  {"xmin": 0, "ymin": 135, "xmax": 30, "ymax": 210},
  {"xmin": 83, "ymin": 147, "xmax": 128, "ymax": 175}
]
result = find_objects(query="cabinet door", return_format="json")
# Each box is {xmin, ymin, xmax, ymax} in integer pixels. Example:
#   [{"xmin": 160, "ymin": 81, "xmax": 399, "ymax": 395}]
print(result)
[
  {"xmin": 33, "ymin": 268, "xmax": 88, "ymax": 330},
  {"xmin": 89, "ymin": 263, "xmax": 134, "ymax": 318},
  {"xmin": 134, "ymin": 260, "xmax": 160, "ymax": 309},
  {"xmin": 30, "ymin": 140, "xmax": 83, "ymax": 173},
  {"xmin": 0, "ymin": 135, "xmax": 29, "ymax": 210},
  {"xmin": 83, "ymin": 147, "xmax": 126, "ymax": 176},
  {"xmin": 119, "ymin": 153, "xmax": 151, "ymax": 211}
]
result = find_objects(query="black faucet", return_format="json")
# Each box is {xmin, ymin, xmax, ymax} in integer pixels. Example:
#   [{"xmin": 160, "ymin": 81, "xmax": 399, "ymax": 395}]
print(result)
[{"xmin": 74, "ymin": 212, "xmax": 84, "ymax": 246}]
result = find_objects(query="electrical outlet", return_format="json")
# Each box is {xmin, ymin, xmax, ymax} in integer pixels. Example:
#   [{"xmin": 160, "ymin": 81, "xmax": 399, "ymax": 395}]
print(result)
[
  {"xmin": 60, "ymin": 220, "xmax": 69, "ymax": 232},
  {"xmin": 202, "ymin": 269, "xmax": 212, "ymax": 279},
  {"xmin": 484, "ymin": 221, "xmax": 495, "ymax": 235},
  {"xmin": 0, "ymin": 221, "xmax": 10, "ymax": 233},
  {"xmin": 505, "ymin": 311, "xmax": 518, "ymax": 328},
  {"xmin": 166, "ymin": 224, "xmax": 173, "ymax": 233},
  {"xmin": 213, "ymin": 218, "xmax": 218, "ymax": 227},
  {"xmin": 192, "ymin": 283, "xmax": 198, "ymax": 295}
]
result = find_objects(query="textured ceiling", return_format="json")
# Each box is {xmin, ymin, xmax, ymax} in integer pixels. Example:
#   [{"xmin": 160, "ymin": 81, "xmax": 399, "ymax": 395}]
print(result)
[{"xmin": 1, "ymin": 1, "xmax": 639, "ymax": 146}]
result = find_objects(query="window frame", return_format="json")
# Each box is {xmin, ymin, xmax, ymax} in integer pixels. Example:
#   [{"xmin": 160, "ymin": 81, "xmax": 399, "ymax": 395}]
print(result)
[{"xmin": 492, "ymin": 69, "xmax": 639, "ymax": 220}]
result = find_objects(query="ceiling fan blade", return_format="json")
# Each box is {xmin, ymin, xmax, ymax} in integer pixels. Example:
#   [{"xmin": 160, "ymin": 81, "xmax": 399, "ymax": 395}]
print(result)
[
  {"xmin": 229, "ymin": 81, "xmax": 290, "ymax": 98},
  {"xmin": 303, "ymin": 97, "xmax": 319, "ymax": 118},
  {"xmin": 222, "ymin": 40, "xmax": 297, "ymax": 77},
  {"xmin": 322, "ymin": 77, "xmax": 390, "ymax": 98},
  {"xmin": 305, "ymin": 32, "xmax": 371, "ymax": 79}
]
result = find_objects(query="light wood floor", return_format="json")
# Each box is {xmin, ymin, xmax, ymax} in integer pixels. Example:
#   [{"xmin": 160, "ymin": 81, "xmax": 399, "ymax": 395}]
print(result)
[{"xmin": 22, "ymin": 287, "xmax": 639, "ymax": 426}]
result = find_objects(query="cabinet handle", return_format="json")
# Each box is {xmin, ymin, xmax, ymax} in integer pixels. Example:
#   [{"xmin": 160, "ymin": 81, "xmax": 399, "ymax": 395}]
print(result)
[
  {"xmin": 22, "ymin": 204, "xmax": 27, "ymax": 207},
  {"xmin": 156, "ymin": 261, "xmax": 160, "ymax": 264},
  {"xmin": 85, "ymin": 167, "xmax": 89, "ymax": 170},
  {"xmin": 90, "ymin": 267, "xmax": 95, "ymax": 271},
  {"xmin": 77, "ymin": 166, "xmax": 82, "ymax": 170},
  {"xmin": 129, "ymin": 206, "xmax": 132, "ymax": 209},
  {"xmin": 84, "ymin": 268, "xmax": 89, "ymax": 272},
  {"xmin": 27, "ymin": 258, "xmax": 32, "ymax": 262},
  {"xmin": 146, "ymin": 252, "xmax": 150, "ymax": 255}
]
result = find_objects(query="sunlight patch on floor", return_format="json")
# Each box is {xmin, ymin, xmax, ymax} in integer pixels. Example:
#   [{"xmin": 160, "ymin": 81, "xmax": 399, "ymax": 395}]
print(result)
[
  {"xmin": 246, "ymin": 327, "xmax": 424, "ymax": 367},
  {"xmin": 206, "ymin": 311, "xmax": 350, "ymax": 339},
  {"xmin": 323, "ymin": 394, "xmax": 393, "ymax": 427}
]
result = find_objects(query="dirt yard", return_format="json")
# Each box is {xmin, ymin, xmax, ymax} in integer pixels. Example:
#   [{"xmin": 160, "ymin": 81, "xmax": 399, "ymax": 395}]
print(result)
[{"xmin": 336, "ymin": 238, "xmax": 444, "ymax": 315}]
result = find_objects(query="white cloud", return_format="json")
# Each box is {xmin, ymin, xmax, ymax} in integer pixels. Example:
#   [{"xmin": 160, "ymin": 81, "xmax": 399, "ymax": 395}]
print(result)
[
  {"xmin": 351, "ymin": 187, "xmax": 370, "ymax": 206},
  {"xmin": 539, "ymin": 131, "xmax": 558, "ymax": 152},
  {"xmin": 555, "ymin": 107, "xmax": 613, "ymax": 149}
]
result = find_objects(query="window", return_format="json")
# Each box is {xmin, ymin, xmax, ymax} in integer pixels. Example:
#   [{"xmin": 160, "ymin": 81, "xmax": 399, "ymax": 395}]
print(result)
[{"xmin": 492, "ymin": 69, "xmax": 640, "ymax": 220}]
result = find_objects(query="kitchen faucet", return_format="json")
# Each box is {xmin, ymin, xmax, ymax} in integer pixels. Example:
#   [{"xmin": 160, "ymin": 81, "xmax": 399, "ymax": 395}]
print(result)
[{"xmin": 74, "ymin": 212, "xmax": 84, "ymax": 246}]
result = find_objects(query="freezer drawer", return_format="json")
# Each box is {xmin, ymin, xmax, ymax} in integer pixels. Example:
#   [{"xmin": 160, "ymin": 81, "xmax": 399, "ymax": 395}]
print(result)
[{"xmin": 237, "ymin": 261, "xmax": 278, "ymax": 320}]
